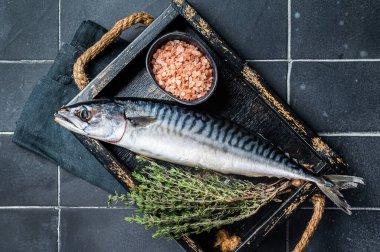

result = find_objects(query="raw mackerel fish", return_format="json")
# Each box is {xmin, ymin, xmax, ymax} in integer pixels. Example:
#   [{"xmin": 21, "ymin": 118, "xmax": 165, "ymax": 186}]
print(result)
[{"xmin": 55, "ymin": 98, "xmax": 364, "ymax": 214}]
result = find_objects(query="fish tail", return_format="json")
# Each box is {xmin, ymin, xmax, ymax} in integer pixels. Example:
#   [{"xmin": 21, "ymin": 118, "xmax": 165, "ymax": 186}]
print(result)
[{"xmin": 316, "ymin": 175, "xmax": 364, "ymax": 215}]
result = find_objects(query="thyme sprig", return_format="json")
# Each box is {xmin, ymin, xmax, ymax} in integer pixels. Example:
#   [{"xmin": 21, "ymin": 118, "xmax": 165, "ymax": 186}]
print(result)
[{"xmin": 108, "ymin": 157, "xmax": 288, "ymax": 239}]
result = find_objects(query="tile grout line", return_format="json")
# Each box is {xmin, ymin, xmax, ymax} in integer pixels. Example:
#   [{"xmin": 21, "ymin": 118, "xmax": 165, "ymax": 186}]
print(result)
[
  {"xmin": 292, "ymin": 58, "xmax": 380, "ymax": 62},
  {"xmin": 0, "ymin": 60, "xmax": 54, "ymax": 64},
  {"xmin": 58, "ymin": 0, "xmax": 62, "ymax": 49},
  {"xmin": 287, "ymin": 0, "xmax": 292, "ymax": 63},
  {"xmin": 246, "ymin": 59, "xmax": 380, "ymax": 62},
  {"xmin": 0, "ymin": 206, "xmax": 135, "ymax": 209},
  {"xmin": 57, "ymin": 166, "xmax": 61, "ymax": 252},
  {"xmin": 247, "ymin": 59, "xmax": 288, "ymax": 62},
  {"xmin": 0, "ymin": 132, "xmax": 14, "ymax": 135},
  {"xmin": 287, "ymin": 0, "xmax": 292, "ymax": 105},
  {"xmin": 301, "ymin": 207, "xmax": 380, "ymax": 211},
  {"xmin": 286, "ymin": 61, "xmax": 292, "ymax": 104},
  {"xmin": 319, "ymin": 132, "xmax": 380, "ymax": 137},
  {"xmin": 57, "ymin": 208, "xmax": 61, "ymax": 252}
]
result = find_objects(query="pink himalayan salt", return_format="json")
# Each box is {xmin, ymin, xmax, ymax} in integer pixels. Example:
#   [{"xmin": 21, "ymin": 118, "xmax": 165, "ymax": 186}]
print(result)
[{"xmin": 151, "ymin": 39, "xmax": 213, "ymax": 101}]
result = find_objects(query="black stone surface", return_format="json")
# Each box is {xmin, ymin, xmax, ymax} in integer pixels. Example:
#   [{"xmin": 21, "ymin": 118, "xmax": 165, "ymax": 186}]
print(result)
[
  {"xmin": 256, "ymin": 222, "xmax": 287, "ymax": 252},
  {"xmin": 0, "ymin": 209, "xmax": 58, "ymax": 252},
  {"xmin": 60, "ymin": 0, "xmax": 169, "ymax": 47},
  {"xmin": 290, "ymin": 62, "xmax": 380, "ymax": 132},
  {"xmin": 60, "ymin": 0, "xmax": 288, "ymax": 60},
  {"xmin": 0, "ymin": 135, "xmax": 57, "ymax": 206},
  {"xmin": 0, "ymin": 63, "xmax": 51, "ymax": 131},
  {"xmin": 60, "ymin": 168, "xmax": 113, "ymax": 207},
  {"xmin": 0, "ymin": 0, "xmax": 58, "ymax": 60},
  {"xmin": 248, "ymin": 61, "xmax": 288, "ymax": 100},
  {"xmin": 60, "ymin": 209, "xmax": 184, "ymax": 252},
  {"xmin": 189, "ymin": 0, "xmax": 288, "ymax": 60},
  {"xmin": 321, "ymin": 136, "xmax": 380, "ymax": 207},
  {"xmin": 289, "ymin": 210, "xmax": 380, "ymax": 252},
  {"xmin": 1, "ymin": 0, "xmax": 379, "ymax": 251},
  {"xmin": 292, "ymin": 0, "xmax": 380, "ymax": 59}
]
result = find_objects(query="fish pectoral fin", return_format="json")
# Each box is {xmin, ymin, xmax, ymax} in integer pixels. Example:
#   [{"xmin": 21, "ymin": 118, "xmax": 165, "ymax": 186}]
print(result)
[{"xmin": 128, "ymin": 116, "xmax": 157, "ymax": 127}]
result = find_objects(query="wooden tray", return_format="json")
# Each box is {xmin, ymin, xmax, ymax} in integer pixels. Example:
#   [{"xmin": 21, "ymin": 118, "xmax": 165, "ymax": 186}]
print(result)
[{"xmin": 67, "ymin": 1, "xmax": 347, "ymax": 251}]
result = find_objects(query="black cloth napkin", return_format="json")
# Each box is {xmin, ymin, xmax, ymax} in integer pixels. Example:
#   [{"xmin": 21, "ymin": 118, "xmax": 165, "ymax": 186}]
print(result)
[{"xmin": 13, "ymin": 21, "xmax": 129, "ymax": 194}]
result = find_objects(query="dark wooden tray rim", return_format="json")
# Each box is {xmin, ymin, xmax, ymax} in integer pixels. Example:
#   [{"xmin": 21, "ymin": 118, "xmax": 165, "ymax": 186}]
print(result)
[{"xmin": 67, "ymin": 1, "xmax": 347, "ymax": 251}]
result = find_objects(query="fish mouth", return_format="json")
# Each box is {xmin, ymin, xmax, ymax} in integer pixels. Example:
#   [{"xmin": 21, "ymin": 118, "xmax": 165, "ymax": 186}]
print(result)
[{"xmin": 54, "ymin": 109, "xmax": 88, "ymax": 135}]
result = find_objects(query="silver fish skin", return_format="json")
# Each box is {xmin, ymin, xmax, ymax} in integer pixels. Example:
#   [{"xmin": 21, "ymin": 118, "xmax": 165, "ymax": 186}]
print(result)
[{"xmin": 55, "ymin": 98, "xmax": 364, "ymax": 214}]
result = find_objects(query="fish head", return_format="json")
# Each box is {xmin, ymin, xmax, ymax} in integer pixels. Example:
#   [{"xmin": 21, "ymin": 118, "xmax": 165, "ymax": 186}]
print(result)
[{"xmin": 54, "ymin": 100, "xmax": 126, "ymax": 143}]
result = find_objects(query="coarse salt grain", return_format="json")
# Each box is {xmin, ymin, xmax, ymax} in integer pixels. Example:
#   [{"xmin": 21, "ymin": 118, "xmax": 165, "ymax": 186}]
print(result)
[{"xmin": 151, "ymin": 40, "xmax": 213, "ymax": 101}]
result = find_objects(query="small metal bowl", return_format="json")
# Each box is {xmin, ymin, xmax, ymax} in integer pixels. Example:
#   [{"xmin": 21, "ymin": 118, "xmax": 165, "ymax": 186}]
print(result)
[{"xmin": 146, "ymin": 31, "xmax": 218, "ymax": 105}]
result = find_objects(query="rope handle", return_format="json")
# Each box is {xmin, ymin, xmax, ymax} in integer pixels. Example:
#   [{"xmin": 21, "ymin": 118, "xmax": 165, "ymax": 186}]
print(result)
[
  {"xmin": 72, "ymin": 13, "xmax": 325, "ymax": 252},
  {"xmin": 293, "ymin": 194, "xmax": 325, "ymax": 252},
  {"xmin": 73, "ymin": 12, "xmax": 153, "ymax": 90}
]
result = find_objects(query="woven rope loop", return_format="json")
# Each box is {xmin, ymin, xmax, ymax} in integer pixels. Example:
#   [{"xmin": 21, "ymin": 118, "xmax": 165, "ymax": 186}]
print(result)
[
  {"xmin": 73, "ymin": 12, "xmax": 153, "ymax": 90},
  {"xmin": 293, "ymin": 194, "xmax": 325, "ymax": 252}
]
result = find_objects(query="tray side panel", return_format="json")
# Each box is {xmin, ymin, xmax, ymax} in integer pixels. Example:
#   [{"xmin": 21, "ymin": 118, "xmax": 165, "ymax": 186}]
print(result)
[{"xmin": 68, "ymin": 5, "xmax": 179, "ymax": 106}]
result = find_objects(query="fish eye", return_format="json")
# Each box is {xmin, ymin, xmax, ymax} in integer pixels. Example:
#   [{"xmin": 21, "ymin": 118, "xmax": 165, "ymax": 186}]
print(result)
[{"xmin": 79, "ymin": 108, "xmax": 92, "ymax": 122}]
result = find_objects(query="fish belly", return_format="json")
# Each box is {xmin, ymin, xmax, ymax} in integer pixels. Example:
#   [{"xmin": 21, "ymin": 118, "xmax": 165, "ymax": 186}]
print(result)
[
  {"xmin": 119, "ymin": 129, "xmax": 299, "ymax": 179},
  {"xmin": 116, "ymin": 100, "xmax": 307, "ymax": 180}
]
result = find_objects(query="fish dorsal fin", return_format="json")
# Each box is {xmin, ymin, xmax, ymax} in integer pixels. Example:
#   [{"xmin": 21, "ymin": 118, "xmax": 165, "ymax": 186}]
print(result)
[{"xmin": 128, "ymin": 116, "xmax": 157, "ymax": 127}]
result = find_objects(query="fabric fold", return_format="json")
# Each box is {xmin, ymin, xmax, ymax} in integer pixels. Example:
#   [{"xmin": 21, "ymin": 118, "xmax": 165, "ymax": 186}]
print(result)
[{"xmin": 13, "ymin": 20, "xmax": 129, "ymax": 194}]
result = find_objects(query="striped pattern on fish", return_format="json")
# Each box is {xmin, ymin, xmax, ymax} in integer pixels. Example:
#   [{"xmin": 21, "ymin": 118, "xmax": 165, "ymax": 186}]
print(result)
[
  {"xmin": 54, "ymin": 98, "xmax": 364, "ymax": 214},
  {"xmin": 118, "ymin": 100, "xmax": 305, "ymax": 179}
]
